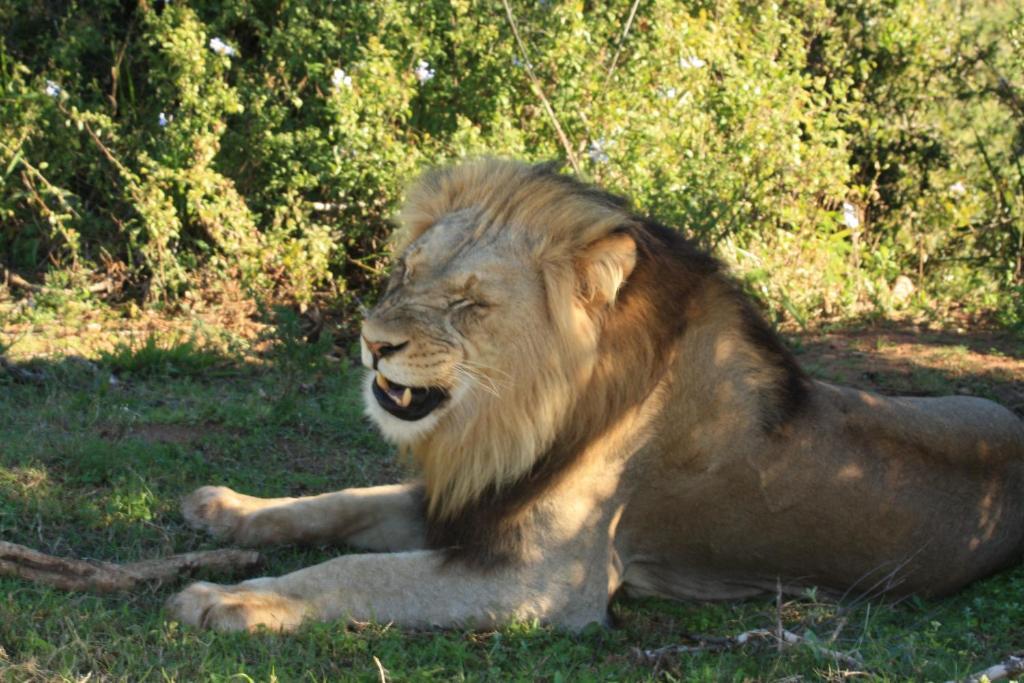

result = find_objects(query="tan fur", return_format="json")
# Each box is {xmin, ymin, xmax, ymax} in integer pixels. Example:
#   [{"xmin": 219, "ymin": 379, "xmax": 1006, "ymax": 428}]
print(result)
[
  {"xmin": 182, "ymin": 485, "xmax": 425, "ymax": 551},
  {"xmin": 168, "ymin": 159, "xmax": 1024, "ymax": 633}
]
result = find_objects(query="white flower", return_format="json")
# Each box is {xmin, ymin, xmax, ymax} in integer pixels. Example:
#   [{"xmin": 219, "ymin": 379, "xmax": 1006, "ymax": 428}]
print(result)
[
  {"xmin": 588, "ymin": 138, "xmax": 610, "ymax": 164},
  {"xmin": 680, "ymin": 55, "xmax": 706, "ymax": 69},
  {"xmin": 331, "ymin": 68, "xmax": 352, "ymax": 89},
  {"xmin": 158, "ymin": 112, "xmax": 170, "ymax": 127},
  {"xmin": 45, "ymin": 80, "xmax": 62, "ymax": 97},
  {"xmin": 842, "ymin": 201, "xmax": 860, "ymax": 229},
  {"xmin": 414, "ymin": 59, "xmax": 435, "ymax": 84},
  {"xmin": 209, "ymin": 37, "xmax": 237, "ymax": 57},
  {"xmin": 891, "ymin": 275, "xmax": 915, "ymax": 303},
  {"xmin": 949, "ymin": 181, "xmax": 966, "ymax": 197},
  {"xmin": 659, "ymin": 87, "xmax": 678, "ymax": 99}
]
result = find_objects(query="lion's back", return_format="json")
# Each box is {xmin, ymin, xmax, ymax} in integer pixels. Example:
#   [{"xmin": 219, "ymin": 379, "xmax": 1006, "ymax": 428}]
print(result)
[
  {"xmin": 616, "ymin": 380, "xmax": 1024, "ymax": 602},
  {"xmin": 821, "ymin": 383, "xmax": 1024, "ymax": 469}
]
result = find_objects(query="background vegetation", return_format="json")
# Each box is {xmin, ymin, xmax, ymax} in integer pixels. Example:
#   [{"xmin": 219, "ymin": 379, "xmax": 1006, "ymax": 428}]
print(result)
[{"xmin": 1, "ymin": 0, "xmax": 1022, "ymax": 326}]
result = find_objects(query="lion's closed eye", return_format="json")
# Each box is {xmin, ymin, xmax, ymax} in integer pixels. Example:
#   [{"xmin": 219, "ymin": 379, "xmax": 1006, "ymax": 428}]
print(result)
[{"xmin": 450, "ymin": 298, "xmax": 487, "ymax": 310}]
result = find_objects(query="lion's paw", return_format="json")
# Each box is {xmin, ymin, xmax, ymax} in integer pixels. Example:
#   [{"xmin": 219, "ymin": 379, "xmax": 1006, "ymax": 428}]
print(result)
[
  {"xmin": 181, "ymin": 486, "xmax": 260, "ymax": 541},
  {"xmin": 166, "ymin": 581, "xmax": 313, "ymax": 632}
]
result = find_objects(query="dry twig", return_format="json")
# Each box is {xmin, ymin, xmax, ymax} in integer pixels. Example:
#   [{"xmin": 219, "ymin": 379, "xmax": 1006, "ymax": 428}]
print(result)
[
  {"xmin": 637, "ymin": 627, "xmax": 867, "ymax": 672},
  {"xmin": 372, "ymin": 655, "xmax": 389, "ymax": 683},
  {"xmin": 948, "ymin": 655, "xmax": 1024, "ymax": 683},
  {"xmin": 2, "ymin": 267, "xmax": 41, "ymax": 292},
  {"xmin": 500, "ymin": 0, "xmax": 582, "ymax": 175},
  {"xmin": 0, "ymin": 541, "xmax": 260, "ymax": 592},
  {"xmin": 775, "ymin": 577, "xmax": 784, "ymax": 655},
  {"xmin": 606, "ymin": 0, "xmax": 642, "ymax": 80}
]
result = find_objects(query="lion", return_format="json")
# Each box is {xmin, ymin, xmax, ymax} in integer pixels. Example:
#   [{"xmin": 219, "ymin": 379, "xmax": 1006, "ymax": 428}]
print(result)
[{"xmin": 168, "ymin": 159, "xmax": 1024, "ymax": 632}]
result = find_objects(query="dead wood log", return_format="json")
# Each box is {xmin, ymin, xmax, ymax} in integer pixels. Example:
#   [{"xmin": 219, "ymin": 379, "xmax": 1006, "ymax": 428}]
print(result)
[{"xmin": 0, "ymin": 541, "xmax": 260, "ymax": 592}]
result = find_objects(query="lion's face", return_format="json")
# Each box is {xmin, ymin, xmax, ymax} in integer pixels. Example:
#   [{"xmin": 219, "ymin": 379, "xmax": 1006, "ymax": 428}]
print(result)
[
  {"xmin": 359, "ymin": 160, "xmax": 639, "ymax": 517},
  {"xmin": 361, "ymin": 208, "xmax": 548, "ymax": 444}
]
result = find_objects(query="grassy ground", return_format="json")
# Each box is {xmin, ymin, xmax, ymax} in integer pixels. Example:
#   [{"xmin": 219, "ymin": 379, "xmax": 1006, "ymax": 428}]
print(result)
[{"xmin": 1, "ymin": 307, "xmax": 1023, "ymax": 682}]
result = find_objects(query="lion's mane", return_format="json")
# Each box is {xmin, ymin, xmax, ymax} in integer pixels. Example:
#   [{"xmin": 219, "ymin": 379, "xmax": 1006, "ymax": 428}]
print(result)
[{"xmin": 394, "ymin": 160, "xmax": 807, "ymax": 565}]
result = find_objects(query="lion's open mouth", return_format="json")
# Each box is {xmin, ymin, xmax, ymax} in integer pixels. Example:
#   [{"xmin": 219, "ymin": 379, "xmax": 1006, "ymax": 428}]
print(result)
[{"xmin": 371, "ymin": 372, "xmax": 448, "ymax": 421}]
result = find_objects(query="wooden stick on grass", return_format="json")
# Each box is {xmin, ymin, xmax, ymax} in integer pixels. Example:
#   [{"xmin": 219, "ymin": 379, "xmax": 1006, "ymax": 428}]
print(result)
[
  {"xmin": 0, "ymin": 541, "xmax": 260, "ymax": 593},
  {"xmin": 637, "ymin": 628, "xmax": 868, "ymax": 672},
  {"xmin": 948, "ymin": 655, "xmax": 1024, "ymax": 683}
]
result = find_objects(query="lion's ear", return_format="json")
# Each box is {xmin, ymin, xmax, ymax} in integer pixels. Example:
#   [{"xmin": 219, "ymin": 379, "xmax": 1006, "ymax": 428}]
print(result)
[{"xmin": 575, "ymin": 231, "xmax": 637, "ymax": 307}]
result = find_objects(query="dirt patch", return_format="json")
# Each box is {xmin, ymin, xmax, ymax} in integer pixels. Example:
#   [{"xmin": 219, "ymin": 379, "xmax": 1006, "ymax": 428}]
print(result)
[
  {"xmin": 792, "ymin": 324, "xmax": 1024, "ymax": 416},
  {"xmin": 2, "ymin": 305, "xmax": 269, "ymax": 363}
]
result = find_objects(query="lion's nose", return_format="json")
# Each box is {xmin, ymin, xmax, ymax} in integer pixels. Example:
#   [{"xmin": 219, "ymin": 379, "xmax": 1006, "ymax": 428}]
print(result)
[{"xmin": 365, "ymin": 338, "xmax": 409, "ymax": 363}]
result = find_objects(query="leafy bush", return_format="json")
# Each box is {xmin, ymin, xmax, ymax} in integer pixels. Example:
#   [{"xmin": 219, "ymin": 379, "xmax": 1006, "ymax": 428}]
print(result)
[{"xmin": 0, "ymin": 0, "xmax": 1020, "ymax": 323}]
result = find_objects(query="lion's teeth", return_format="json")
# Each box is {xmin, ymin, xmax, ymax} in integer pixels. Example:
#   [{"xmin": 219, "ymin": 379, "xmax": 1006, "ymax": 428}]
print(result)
[
  {"xmin": 400, "ymin": 387, "xmax": 412, "ymax": 407},
  {"xmin": 376, "ymin": 373, "xmax": 390, "ymax": 390}
]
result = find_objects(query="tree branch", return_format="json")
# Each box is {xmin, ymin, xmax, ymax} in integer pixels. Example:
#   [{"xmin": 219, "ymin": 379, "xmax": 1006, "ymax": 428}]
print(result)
[
  {"xmin": 501, "ymin": 0, "xmax": 582, "ymax": 175},
  {"xmin": 606, "ymin": 0, "xmax": 642, "ymax": 81}
]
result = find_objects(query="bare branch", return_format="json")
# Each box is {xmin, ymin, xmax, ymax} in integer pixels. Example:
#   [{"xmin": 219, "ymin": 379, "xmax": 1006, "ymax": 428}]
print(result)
[
  {"xmin": 1, "ymin": 267, "xmax": 41, "ymax": 292},
  {"xmin": 346, "ymin": 257, "xmax": 385, "ymax": 277},
  {"xmin": 0, "ymin": 541, "xmax": 260, "ymax": 593},
  {"xmin": 606, "ymin": 0, "xmax": 642, "ymax": 81},
  {"xmin": 0, "ymin": 138, "xmax": 81, "ymax": 219},
  {"xmin": 500, "ymin": 0, "xmax": 582, "ymax": 175},
  {"xmin": 948, "ymin": 655, "xmax": 1024, "ymax": 683},
  {"xmin": 637, "ymin": 627, "xmax": 868, "ymax": 672}
]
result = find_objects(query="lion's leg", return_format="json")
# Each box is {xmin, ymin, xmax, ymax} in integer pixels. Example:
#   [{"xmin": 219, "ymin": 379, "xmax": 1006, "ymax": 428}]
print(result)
[
  {"xmin": 182, "ymin": 483, "xmax": 425, "ymax": 552},
  {"xmin": 167, "ymin": 548, "xmax": 609, "ymax": 633}
]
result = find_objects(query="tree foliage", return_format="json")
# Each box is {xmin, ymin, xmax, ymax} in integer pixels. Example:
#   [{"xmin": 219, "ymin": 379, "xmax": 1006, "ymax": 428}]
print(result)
[{"xmin": 0, "ymin": 0, "xmax": 1020, "ymax": 323}]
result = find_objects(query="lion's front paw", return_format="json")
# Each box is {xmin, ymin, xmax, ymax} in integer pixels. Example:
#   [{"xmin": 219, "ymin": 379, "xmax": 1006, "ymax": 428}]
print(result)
[
  {"xmin": 166, "ymin": 581, "xmax": 313, "ymax": 632},
  {"xmin": 182, "ymin": 485, "xmax": 260, "ymax": 541}
]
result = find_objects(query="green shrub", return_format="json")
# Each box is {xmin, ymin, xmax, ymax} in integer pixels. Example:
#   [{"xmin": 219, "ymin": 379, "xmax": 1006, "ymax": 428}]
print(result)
[{"xmin": 0, "ymin": 0, "xmax": 1020, "ymax": 323}]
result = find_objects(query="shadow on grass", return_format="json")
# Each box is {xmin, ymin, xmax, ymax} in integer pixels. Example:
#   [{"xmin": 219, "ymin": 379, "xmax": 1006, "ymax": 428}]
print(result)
[
  {"xmin": 0, "ymin": 331, "xmax": 394, "ymax": 558},
  {"xmin": 789, "ymin": 321, "xmax": 1024, "ymax": 416}
]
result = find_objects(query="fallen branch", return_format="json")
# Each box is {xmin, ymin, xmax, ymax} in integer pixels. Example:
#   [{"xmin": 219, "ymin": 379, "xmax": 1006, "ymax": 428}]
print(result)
[
  {"xmin": 0, "ymin": 541, "xmax": 260, "ymax": 592},
  {"xmin": 948, "ymin": 655, "xmax": 1024, "ymax": 683},
  {"xmin": 1, "ymin": 267, "xmax": 41, "ymax": 292},
  {"xmin": 637, "ymin": 628, "xmax": 867, "ymax": 672}
]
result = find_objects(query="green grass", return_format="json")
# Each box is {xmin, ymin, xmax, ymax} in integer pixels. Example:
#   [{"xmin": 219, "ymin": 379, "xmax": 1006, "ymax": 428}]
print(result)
[{"xmin": 1, "ymin": 329, "xmax": 1022, "ymax": 681}]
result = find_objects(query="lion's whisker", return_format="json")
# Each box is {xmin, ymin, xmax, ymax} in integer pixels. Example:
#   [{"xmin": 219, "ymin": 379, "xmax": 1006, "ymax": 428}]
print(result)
[
  {"xmin": 457, "ymin": 370, "xmax": 501, "ymax": 399},
  {"xmin": 456, "ymin": 359, "xmax": 513, "ymax": 381},
  {"xmin": 452, "ymin": 363, "xmax": 503, "ymax": 398}
]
